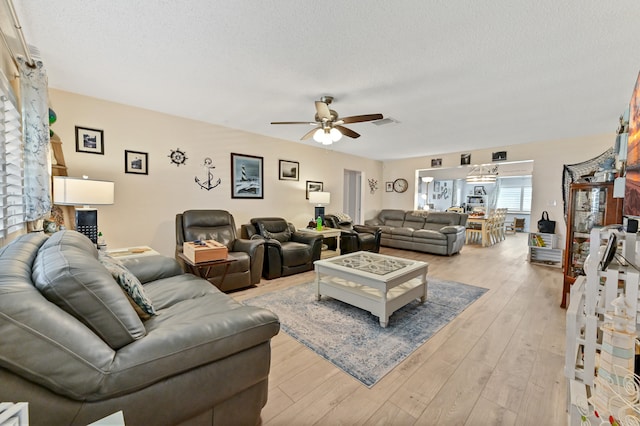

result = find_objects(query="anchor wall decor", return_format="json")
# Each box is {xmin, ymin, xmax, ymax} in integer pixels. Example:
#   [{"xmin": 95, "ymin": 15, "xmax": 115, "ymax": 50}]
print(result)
[{"xmin": 195, "ymin": 157, "xmax": 222, "ymax": 190}]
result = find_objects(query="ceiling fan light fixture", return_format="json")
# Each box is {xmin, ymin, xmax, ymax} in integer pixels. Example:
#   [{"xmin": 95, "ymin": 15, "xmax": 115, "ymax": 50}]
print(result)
[
  {"xmin": 313, "ymin": 128, "xmax": 325, "ymax": 143},
  {"xmin": 329, "ymin": 127, "xmax": 342, "ymax": 142}
]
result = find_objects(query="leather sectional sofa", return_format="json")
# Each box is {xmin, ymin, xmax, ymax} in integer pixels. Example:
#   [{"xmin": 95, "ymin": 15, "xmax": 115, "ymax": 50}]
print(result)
[
  {"xmin": 0, "ymin": 230, "xmax": 280, "ymax": 425},
  {"xmin": 364, "ymin": 209, "xmax": 468, "ymax": 255}
]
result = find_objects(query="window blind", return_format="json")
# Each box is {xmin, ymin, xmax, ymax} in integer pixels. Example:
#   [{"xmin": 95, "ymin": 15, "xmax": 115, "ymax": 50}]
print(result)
[
  {"xmin": 496, "ymin": 176, "xmax": 532, "ymax": 213},
  {"xmin": 0, "ymin": 71, "xmax": 24, "ymax": 238}
]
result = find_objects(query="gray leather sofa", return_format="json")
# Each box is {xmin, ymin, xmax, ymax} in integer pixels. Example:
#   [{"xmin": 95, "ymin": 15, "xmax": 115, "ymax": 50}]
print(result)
[
  {"xmin": 0, "ymin": 230, "xmax": 280, "ymax": 425},
  {"xmin": 364, "ymin": 209, "xmax": 468, "ymax": 255}
]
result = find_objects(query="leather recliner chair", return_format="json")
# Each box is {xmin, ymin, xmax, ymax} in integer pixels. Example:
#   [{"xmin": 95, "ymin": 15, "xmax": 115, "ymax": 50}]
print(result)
[
  {"xmin": 324, "ymin": 214, "xmax": 382, "ymax": 255},
  {"xmin": 241, "ymin": 217, "xmax": 323, "ymax": 280},
  {"xmin": 176, "ymin": 209, "xmax": 265, "ymax": 291}
]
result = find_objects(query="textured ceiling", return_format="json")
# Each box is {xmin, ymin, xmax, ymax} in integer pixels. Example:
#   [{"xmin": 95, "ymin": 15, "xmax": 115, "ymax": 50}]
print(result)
[{"xmin": 9, "ymin": 1, "xmax": 640, "ymax": 161}]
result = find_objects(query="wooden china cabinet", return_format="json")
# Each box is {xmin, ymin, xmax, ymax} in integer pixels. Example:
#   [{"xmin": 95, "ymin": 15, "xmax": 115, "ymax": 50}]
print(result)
[{"xmin": 561, "ymin": 181, "xmax": 623, "ymax": 308}]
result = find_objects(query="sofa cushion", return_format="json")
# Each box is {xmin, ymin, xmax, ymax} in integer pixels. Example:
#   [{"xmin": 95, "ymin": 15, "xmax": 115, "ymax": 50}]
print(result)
[
  {"xmin": 377, "ymin": 209, "xmax": 406, "ymax": 227},
  {"xmin": 99, "ymin": 252, "xmax": 156, "ymax": 318},
  {"xmin": 32, "ymin": 231, "xmax": 146, "ymax": 349},
  {"xmin": 413, "ymin": 229, "xmax": 447, "ymax": 241},
  {"xmin": 403, "ymin": 212, "xmax": 427, "ymax": 228},
  {"xmin": 256, "ymin": 220, "xmax": 292, "ymax": 243},
  {"xmin": 391, "ymin": 227, "xmax": 415, "ymax": 237},
  {"xmin": 425, "ymin": 212, "xmax": 459, "ymax": 226}
]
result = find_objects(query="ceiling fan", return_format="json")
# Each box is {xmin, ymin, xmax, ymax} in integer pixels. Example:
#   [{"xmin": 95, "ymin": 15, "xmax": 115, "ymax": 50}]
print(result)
[{"xmin": 270, "ymin": 96, "xmax": 383, "ymax": 145}]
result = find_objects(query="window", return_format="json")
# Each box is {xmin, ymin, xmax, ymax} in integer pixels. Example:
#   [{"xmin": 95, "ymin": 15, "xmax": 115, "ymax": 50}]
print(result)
[
  {"xmin": 0, "ymin": 71, "xmax": 24, "ymax": 238},
  {"xmin": 496, "ymin": 176, "xmax": 532, "ymax": 213}
]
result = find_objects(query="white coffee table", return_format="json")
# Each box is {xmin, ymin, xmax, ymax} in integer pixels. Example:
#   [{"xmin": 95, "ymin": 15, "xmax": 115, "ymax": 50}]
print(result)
[{"xmin": 314, "ymin": 251, "xmax": 428, "ymax": 327}]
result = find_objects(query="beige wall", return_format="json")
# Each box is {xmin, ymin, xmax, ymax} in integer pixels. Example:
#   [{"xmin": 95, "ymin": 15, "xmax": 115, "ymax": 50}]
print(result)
[
  {"xmin": 29, "ymin": 89, "xmax": 617, "ymax": 257},
  {"xmin": 49, "ymin": 89, "xmax": 384, "ymax": 256},
  {"xmin": 382, "ymin": 134, "xmax": 616, "ymax": 247}
]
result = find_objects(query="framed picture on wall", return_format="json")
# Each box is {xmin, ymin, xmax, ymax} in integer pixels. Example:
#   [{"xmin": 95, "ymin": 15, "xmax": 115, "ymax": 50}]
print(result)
[
  {"xmin": 231, "ymin": 153, "xmax": 263, "ymax": 199},
  {"xmin": 492, "ymin": 151, "xmax": 507, "ymax": 162},
  {"xmin": 431, "ymin": 158, "xmax": 442, "ymax": 167},
  {"xmin": 461, "ymin": 153, "xmax": 471, "ymax": 165},
  {"xmin": 385, "ymin": 181, "xmax": 393, "ymax": 192},
  {"xmin": 124, "ymin": 150, "xmax": 148, "ymax": 175},
  {"xmin": 306, "ymin": 180, "xmax": 323, "ymax": 199},
  {"xmin": 279, "ymin": 159, "xmax": 299, "ymax": 181},
  {"xmin": 75, "ymin": 126, "xmax": 104, "ymax": 155}
]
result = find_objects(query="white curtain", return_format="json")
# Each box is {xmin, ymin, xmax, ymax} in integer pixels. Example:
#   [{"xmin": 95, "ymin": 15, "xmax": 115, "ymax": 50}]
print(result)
[{"xmin": 18, "ymin": 56, "xmax": 51, "ymax": 222}]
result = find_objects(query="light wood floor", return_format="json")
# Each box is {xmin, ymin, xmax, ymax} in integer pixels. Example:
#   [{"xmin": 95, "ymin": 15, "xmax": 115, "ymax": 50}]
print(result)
[{"xmin": 233, "ymin": 233, "xmax": 567, "ymax": 425}]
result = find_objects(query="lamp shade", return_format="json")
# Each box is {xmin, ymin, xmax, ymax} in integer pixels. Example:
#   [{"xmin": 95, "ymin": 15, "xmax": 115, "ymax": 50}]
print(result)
[
  {"xmin": 53, "ymin": 176, "xmax": 115, "ymax": 206},
  {"xmin": 309, "ymin": 191, "xmax": 330, "ymax": 205}
]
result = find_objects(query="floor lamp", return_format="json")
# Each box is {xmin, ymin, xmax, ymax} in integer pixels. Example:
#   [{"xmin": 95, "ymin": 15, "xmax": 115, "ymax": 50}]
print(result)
[{"xmin": 53, "ymin": 176, "xmax": 114, "ymax": 244}]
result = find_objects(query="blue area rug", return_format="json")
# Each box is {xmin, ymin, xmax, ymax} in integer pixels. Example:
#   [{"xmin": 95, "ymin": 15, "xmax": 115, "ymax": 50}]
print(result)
[{"xmin": 243, "ymin": 278, "xmax": 487, "ymax": 387}]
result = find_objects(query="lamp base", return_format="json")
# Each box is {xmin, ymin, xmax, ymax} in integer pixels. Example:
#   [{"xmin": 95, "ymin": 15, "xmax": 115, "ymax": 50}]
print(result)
[
  {"xmin": 75, "ymin": 209, "xmax": 98, "ymax": 244},
  {"xmin": 314, "ymin": 206, "xmax": 325, "ymax": 224}
]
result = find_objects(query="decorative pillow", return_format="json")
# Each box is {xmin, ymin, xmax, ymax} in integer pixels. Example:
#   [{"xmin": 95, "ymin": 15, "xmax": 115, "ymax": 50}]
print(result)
[
  {"xmin": 334, "ymin": 212, "xmax": 352, "ymax": 223},
  {"xmin": 99, "ymin": 253, "xmax": 156, "ymax": 318}
]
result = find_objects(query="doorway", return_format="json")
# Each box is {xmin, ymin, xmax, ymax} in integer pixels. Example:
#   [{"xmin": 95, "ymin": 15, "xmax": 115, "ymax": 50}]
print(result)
[{"xmin": 343, "ymin": 169, "xmax": 362, "ymax": 223}]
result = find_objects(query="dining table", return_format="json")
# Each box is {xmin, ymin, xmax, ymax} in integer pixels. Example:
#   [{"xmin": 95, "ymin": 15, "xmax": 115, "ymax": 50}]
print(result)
[{"xmin": 467, "ymin": 216, "xmax": 490, "ymax": 247}]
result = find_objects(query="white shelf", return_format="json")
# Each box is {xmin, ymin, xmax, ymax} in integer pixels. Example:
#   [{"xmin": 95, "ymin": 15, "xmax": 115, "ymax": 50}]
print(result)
[
  {"xmin": 528, "ymin": 232, "xmax": 562, "ymax": 267},
  {"xmin": 565, "ymin": 229, "xmax": 640, "ymax": 423}
]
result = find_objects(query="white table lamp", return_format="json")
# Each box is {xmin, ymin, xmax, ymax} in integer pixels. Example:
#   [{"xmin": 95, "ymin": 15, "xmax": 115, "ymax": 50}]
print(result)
[
  {"xmin": 309, "ymin": 191, "xmax": 330, "ymax": 223},
  {"xmin": 53, "ymin": 176, "xmax": 114, "ymax": 244}
]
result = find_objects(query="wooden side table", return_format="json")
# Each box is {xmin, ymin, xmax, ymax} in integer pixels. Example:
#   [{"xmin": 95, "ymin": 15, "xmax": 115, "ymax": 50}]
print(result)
[
  {"xmin": 178, "ymin": 253, "xmax": 238, "ymax": 288},
  {"xmin": 298, "ymin": 227, "xmax": 342, "ymax": 258},
  {"xmin": 106, "ymin": 246, "xmax": 160, "ymax": 259}
]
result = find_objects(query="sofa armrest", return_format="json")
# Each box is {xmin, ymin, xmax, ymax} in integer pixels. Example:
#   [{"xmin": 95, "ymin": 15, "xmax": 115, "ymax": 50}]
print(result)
[
  {"xmin": 353, "ymin": 224, "xmax": 380, "ymax": 235},
  {"xmin": 291, "ymin": 231, "xmax": 322, "ymax": 246},
  {"xmin": 121, "ymin": 255, "xmax": 184, "ymax": 284},
  {"xmin": 232, "ymin": 238, "xmax": 264, "ymax": 258},
  {"xmin": 364, "ymin": 218, "xmax": 382, "ymax": 226},
  {"xmin": 440, "ymin": 225, "xmax": 466, "ymax": 234}
]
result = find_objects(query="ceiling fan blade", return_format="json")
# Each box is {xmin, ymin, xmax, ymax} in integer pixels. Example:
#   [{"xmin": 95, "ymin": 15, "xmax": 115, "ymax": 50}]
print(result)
[
  {"xmin": 340, "ymin": 114, "xmax": 383, "ymax": 124},
  {"xmin": 271, "ymin": 121, "xmax": 317, "ymax": 125},
  {"xmin": 335, "ymin": 125, "xmax": 360, "ymax": 139},
  {"xmin": 301, "ymin": 127, "xmax": 320, "ymax": 140},
  {"xmin": 315, "ymin": 101, "xmax": 332, "ymax": 121}
]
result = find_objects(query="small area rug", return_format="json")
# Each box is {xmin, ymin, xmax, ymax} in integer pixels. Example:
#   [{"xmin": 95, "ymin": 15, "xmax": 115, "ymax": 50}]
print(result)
[{"xmin": 243, "ymin": 278, "xmax": 487, "ymax": 387}]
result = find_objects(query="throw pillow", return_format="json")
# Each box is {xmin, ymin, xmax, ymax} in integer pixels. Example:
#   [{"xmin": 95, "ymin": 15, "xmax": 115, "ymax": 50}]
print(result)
[
  {"xmin": 99, "ymin": 253, "xmax": 156, "ymax": 318},
  {"xmin": 334, "ymin": 212, "xmax": 352, "ymax": 223}
]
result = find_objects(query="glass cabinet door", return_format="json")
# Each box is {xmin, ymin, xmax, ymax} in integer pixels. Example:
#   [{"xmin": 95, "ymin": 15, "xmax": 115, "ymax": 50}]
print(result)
[{"xmin": 568, "ymin": 187, "xmax": 608, "ymax": 277}]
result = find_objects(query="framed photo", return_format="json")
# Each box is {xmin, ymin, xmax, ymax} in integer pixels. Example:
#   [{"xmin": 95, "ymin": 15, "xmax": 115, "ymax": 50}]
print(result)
[
  {"xmin": 434, "ymin": 181, "xmax": 441, "ymax": 193},
  {"xmin": 231, "ymin": 153, "xmax": 263, "ymax": 199},
  {"xmin": 431, "ymin": 158, "xmax": 442, "ymax": 167},
  {"xmin": 461, "ymin": 153, "xmax": 471, "ymax": 165},
  {"xmin": 306, "ymin": 180, "xmax": 323, "ymax": 199},
  {"xmin": 279, "ymin": 159, "xmax": 299, "ymax": 181},
  {"xmin": 385, "ymin": 181, "xmax": 393, "ymax": 192},
  {"xmin": 474, "ymin": 186, "xmax": 486, "ymax": 195},
  {"xmin": 492, "ymin": 151, "xmax": 507, "ymax": 162},
  {"xmin": 124, "ymin": 150, "xmax": 148, "ymax": 175},
  {"xmin": 75, "ymin": 126, "xmax": 104, "ymax": 155}
]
